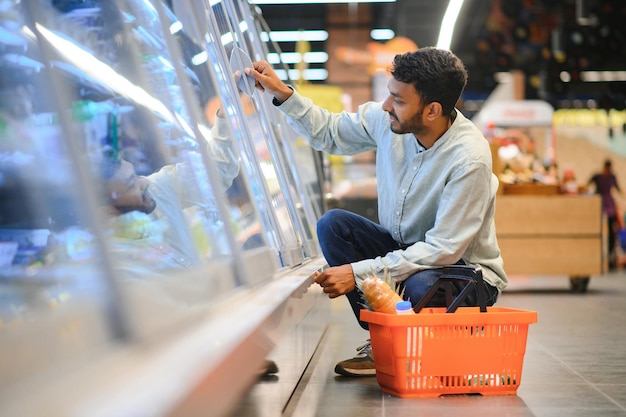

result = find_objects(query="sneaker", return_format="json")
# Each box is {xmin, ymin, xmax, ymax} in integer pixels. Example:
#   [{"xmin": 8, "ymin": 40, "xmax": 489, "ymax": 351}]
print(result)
[
  {"xmin": 259, "ymin": 359, "xmax": 279, "ymax": 376},
  {"xmin": 334, "ymin": 340, "xmax": 376, "ymax": 377}
]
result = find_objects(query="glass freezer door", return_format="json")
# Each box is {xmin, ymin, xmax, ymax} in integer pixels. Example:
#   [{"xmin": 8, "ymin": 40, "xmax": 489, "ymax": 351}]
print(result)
[
  {"xmin": 157, "ymin": 1, "xmax": 281, "ymax": 282},
  {"xmin": 177, "ymin": 0, "xmax": 306, "ymax": 267},
  {"xmin": 225, "ymin": 0, "xmax": 321, "ymax": 258}
]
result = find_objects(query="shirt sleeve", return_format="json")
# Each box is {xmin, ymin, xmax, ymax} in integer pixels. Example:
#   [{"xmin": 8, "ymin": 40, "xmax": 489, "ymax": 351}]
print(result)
[
  {"xmin": 205, "ymin": 118, "xmax": 241, "ymax": 190},
  {"xmin": 277, "ymin": 89, "xmax": 379, "ymax": 155}
]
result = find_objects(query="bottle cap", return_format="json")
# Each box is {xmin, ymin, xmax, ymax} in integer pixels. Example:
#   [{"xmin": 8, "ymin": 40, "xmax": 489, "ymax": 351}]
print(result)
[{"xmin": 395, "ymin": 301, "xmax": 412, "ymax": 312}]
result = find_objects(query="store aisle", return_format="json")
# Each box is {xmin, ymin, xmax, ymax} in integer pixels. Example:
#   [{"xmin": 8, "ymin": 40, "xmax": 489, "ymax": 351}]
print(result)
[{"xmin": 232, "ymin": 272, "xmax": 626, "ymax": 417}]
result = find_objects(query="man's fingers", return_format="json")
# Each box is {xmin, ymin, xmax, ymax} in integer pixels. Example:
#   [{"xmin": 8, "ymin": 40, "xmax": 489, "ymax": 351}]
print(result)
[{"xmin": 244, "ymin": 67, "xmax": 266, "ymax": 92}]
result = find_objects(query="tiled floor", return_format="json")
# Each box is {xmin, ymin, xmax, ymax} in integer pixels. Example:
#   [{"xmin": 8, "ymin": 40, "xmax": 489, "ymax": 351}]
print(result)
[{"xmin": 234, "ymin": 272, "xmax": 626, "ymax": 417}]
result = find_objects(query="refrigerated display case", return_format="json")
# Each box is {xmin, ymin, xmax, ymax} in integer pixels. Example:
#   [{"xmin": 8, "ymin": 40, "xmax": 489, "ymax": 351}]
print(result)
[{"xmin": 0, "ymin": 1, "xmax": 328, "ymax": 416}]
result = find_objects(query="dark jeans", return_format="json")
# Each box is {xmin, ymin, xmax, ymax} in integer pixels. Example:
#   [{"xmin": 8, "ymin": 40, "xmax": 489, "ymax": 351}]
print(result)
[
  {"xmin": 607, "ymin": 214, "xmax": 618, "ymax": 268},
  {"xmin": 316, "ymin": 209, "xmax": 499, "ymax": 330}
]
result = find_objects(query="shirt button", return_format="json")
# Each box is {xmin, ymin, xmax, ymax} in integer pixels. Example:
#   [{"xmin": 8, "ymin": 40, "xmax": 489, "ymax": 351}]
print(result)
[
  {"xmin": 396, "ymin": 211, "xmax": 400, "ymax": 216},
  {"xmin": 413, "ymin": 166, "xmax": 417, "ymax": 171},
  {"xmin": 401, "ymin": 189, "xmax": 406, "ymax": 194}
]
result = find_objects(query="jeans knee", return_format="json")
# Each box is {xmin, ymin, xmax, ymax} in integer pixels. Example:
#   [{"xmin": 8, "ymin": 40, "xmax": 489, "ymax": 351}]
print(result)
[{"xmin": 316, "ymin": 209, "xmax": 347, "ymax": 237}]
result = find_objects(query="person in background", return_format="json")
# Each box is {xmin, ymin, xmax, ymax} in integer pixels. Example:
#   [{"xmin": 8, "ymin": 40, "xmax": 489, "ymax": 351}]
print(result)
[
  {"xmin": 587, "ymin": 159, "xmax": 622, "ymax": 270},
  {"xmin": 244, "ymin": 47, "xmax": 507, "ymax": 377}
]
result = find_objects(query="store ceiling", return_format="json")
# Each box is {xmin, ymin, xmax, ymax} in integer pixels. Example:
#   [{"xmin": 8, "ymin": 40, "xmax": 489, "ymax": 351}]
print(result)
[
  {"xmin": 257, "ymin": 0, "xmax": 626, "ymax": 107},
  {"xmin": 255, "ymin": 0, "xmax": 488, "ymax": 67}
]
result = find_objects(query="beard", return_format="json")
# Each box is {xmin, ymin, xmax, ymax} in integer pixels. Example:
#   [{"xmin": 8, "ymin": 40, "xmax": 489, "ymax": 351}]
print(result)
[
  {"xmin": 113, "ymin": 188, "xmax": 157, "ymax": 215},
  {"xmin": 388, "ymin": 105, "xmax": 427, "ymax": 136},
  {"xmin": 114, "ymin": 202, "xmax": 156, "ymax": 215}
]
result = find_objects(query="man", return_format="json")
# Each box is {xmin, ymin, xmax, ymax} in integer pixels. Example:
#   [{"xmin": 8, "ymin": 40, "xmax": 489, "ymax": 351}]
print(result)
[
  {"xmin": 245, "ymin": 47, "xmax": 508, "ymax": 376},
  {"xmin": 587, "ymin": 159, "xmax": 622, "ymax": 269}
]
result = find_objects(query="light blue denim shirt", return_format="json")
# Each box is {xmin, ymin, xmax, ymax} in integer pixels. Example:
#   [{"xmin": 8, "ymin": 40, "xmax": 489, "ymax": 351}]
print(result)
[{"xmin": 277, "ymin": 90, "xmax": 507, "ymax": 292}]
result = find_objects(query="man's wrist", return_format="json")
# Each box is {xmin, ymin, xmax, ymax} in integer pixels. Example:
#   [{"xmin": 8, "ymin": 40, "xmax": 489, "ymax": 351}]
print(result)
[{"xmin": 272, "ymin": 86, "xmax": 294, "ymax": 106}]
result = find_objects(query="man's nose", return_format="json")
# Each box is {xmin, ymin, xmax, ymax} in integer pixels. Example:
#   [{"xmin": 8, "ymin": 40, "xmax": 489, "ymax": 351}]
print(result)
[{"xmin": 381, "ymin": 96, "xmax": 392, "ymax": 112}]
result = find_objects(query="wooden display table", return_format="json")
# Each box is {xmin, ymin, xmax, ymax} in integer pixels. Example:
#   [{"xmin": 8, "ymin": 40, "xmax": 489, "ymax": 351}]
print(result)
[
  {"xmin": 494, "ymin": 194, "xmax": 605, "ymax": 292},
  {"xmin": 502, "ymin": 183, "xmax": 560, "ymax": 195}
]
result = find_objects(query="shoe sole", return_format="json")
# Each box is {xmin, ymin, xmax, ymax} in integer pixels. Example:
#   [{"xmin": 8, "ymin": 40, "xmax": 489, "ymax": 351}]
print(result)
[
  {"xmin": 259, "ymin": 360, "xmax": 279, "ymax": 376},
  {"xmin": 334, "ymin": 364, "xmax": 377, "ymax": 377}
]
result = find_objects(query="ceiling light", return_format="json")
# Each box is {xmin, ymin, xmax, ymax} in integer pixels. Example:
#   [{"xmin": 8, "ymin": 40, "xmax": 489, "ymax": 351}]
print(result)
[
  {"xmin": 274, "ymin": 68, "xmax": 328, "ymax": 81},
  {"xmin": 581, "ymin": 71, "xmax": 626, "ymax": 82},
  {"xmin": 250, "ymin": 0, "xmax": 395, "ymax": 4},
  {"xmin": 267, "ymin": 51, "xmax": 329, "ymax": 64},
  {"xmin": 261, "ymin": 30, "xmax": 328, "ymax": 43},
  {"xmin": 371, "ymin": 29, "xmax": 395, "ymax": 41},
  {"xmin": 436, "ymin": 0, "xmax": 464, "ymax": 50}
]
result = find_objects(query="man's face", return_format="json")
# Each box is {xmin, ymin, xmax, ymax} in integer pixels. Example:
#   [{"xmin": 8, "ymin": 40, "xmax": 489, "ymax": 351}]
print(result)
[
  {"xmin": 382, "ymin": 77, "xmax": 427, "ymax": 136},
  {"xmin": 107, "ymin": 160, "xmax": 156, "ymax": 214}
]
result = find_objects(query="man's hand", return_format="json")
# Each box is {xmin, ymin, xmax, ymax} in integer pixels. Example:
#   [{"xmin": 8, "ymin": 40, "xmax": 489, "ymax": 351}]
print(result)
[
  {"xmin": 245, "ymin": 61, "xmax": 294, "ymax": 104},
  {"xmin": 314, "ymin": 265, "xmax": 356, "ymax": 299}
]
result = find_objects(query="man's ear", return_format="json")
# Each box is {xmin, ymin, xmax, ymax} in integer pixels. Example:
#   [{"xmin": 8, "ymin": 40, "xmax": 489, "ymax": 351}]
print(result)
[{"xmin": 425, "ymin": 102, "xmax": 443, "ymax": 121}]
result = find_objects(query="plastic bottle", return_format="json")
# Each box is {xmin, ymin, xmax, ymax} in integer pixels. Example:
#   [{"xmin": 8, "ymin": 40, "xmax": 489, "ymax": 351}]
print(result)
[{"xmin": 395, "ymin": 301, "xmax": 414, "ymax": 315}]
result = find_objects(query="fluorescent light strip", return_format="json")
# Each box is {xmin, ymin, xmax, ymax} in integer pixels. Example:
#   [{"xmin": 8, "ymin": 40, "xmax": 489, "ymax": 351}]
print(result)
[
  {"xmin": 581, "ymin": 70, "xmax": 626, "ymax": 82},
  {"xmin": 169, "ymin": 21, "xmax": 183, "ymax": 35},
  {"xmin": 260, "ymin": 30, "xmax": 329, "ymax": 43},
  {"xmin": 560, "ymin": 70, "xmax": 626, "ymax": 82},
  {"xmin": 267, "ymin": 51, "xmax": 329, "ymax": 64},
  {"xmin": 274, "ymin": 68, "xmax": 328, "ymax": 81},
  {"xmin": 371, "ymin": 28, "xmax": 395, "ymax": 41},
  {"xmin": 191, "ymin": 51, "xmax": 209, "ymax": 66},
  {"xmin": 436, "ymin": 0, "xmax": 464, "ymax": 50},
  {"xmin": 251, "ymin": 0, "xmax": 395, "ymax": 4},
  {"xmin": 220, "ymin": 31, "xmax": 235, "ymax": 46}
]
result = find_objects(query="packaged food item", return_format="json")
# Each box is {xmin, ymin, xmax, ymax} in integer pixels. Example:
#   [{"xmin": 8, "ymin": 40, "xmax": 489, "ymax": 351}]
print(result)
[{"xmin": 361, "ymin": 275, "xmax": 403, "ymax": 314}]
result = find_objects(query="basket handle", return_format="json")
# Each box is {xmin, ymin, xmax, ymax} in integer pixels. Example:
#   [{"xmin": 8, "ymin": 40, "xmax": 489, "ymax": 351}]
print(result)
[{"xmin": 412, "ymin": 265, "xmax": 487, "ymax": 314}]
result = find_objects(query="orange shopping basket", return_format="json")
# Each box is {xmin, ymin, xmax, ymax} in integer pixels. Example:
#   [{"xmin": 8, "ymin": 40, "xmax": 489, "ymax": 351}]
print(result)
[{"xmin": 360, "ymin": 265, "xmax": 538, "ymax": 398}]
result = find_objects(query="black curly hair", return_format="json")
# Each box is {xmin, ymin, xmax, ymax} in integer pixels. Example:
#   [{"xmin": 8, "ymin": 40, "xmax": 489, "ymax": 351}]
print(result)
[{"xmin": 390, "ymin": 47, "xmax": 468, "ymax": 117}]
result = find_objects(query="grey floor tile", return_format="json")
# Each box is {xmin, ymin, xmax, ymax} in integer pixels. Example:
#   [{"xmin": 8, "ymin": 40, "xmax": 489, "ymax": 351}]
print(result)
[{"xmin": 597, "ymin": 384, "xmax": 626, "ymax": 409}]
